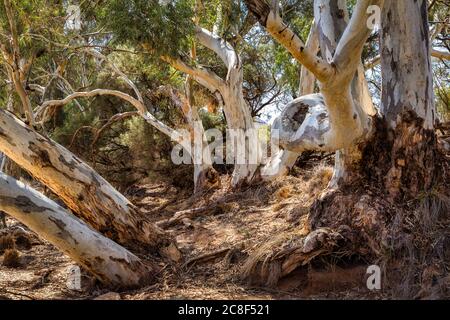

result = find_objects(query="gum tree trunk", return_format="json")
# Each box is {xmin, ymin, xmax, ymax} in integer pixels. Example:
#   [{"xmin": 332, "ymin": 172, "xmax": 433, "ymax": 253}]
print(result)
[
  {"xmin": 260, "ymin": 21, "xmax": 320, "ymax": 181},
  {"xmin": 246, "ymin": 0, "xmax": 380, "ymax": 185},
  {"xmin": 379, "ymin": 0, "xmax": 439, "ymax": 199},
  {"xmin": 194, "ymin": 27, "xmax": 259, "ymax": 188},
  {"xmin": 313, "ymin": 0, "xmax": 377, "ymax": 188},
  {"xmin": 0, "ymin": 172, "xmax": 152, "ymax": 288},
  {"xmin": 0, "ymin": 109, "xmax": 169, "ymax": 251},
  {"xmin": 165, "ymin": 27, "xmax": 260, "ymax": 188},
  {"xmin": 241, "ymin": 0, "xmax": 445, "ymax": 288}
]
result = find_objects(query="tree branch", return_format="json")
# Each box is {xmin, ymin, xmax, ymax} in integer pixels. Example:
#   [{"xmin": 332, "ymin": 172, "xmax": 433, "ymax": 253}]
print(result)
[
  {"xmin": 332, "ymin": 0, "xmax": 385, "ymax": 78},
  {"xmin": 35, "ymin": 89, "xmax": 187, "ymax": 147},
  {"xmin": 366, "ymin": 48, "xmax": 450, "ymax": 70},
  {"xmin": 162, "ymin": 55, "xmax": 225, "ymax": 92},
  {"xmin": 299, "ymin": 20, "xmax": 319, "ymax": 95},
  {"xmin": 194, "ymin": 27, "xmax": 240, "ymax": 81},
  {"xmin": 243, "ymin": 0, "xmax": 333, "ymax": 82},
  {"xmin": 83, "ymin": 48, "xmax": 144, "ymax": 103},
  {"xmin": 2, "ymin": 0, "xmax": 35, "ymax": 126}
]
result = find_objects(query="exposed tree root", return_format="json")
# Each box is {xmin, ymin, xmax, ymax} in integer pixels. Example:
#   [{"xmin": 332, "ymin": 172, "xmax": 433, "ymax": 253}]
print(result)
[
  {"xmin": 156, "ymin": 194, "xmax": 241, "ymax": 229},
  {"xmin": 182, "ymin": 247, "xmax": 232, "ymax": 269},
  {"xmin": 242, "ymin": 227, "xmax": 350, "ymax": 287},
  {"xmin": 242, "ymin": 114, "xmax": 450, "ymax": 297}
]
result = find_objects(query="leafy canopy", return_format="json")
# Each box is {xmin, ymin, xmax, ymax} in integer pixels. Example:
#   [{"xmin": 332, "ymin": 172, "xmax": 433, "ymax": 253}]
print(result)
[{"xmin": 98, "ymin": 0, "xmax": 195, "ymax": 58}]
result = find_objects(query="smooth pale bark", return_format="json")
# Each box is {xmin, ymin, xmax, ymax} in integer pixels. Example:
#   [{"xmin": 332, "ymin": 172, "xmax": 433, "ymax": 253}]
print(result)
[
  {"xmin": 243, "ymin": 0, "xmax": 443, "ymax": 287},
  {"xmin": 316, "ymin": 0, "xmax": 381, "ymax": 151},
  {"xmin": 0, "ymin": 172, "xmax": 152, "ymax": 288},
  {"xmin": 261, "ymin": 22, "xmax": 321, "ymax": 181},
  {"xmin": 381, "ymin": 0, "xmax": 435, "ymax": 129},
  {"xmin": 194, "ymin": 27, "xmax": 259, "ymax": 187},
  {"xmin": 0, "ymin": 109, "xmax": 167, "ymax": 250},
  {"xmin": 260, "ymin": 150, "xmax": 300, "ymax": 179},
  {"xmin": 163, "ymin": 25, "xmax": 261, "ymax": 187},
  {"xmin": 260, "ymin": 97, "xmax": 329, "ymax": 184},
  {"xmin": 313, "ymin": 0, "xmax": 376, "ymax": 187},
  {"xmin": 247, "ymin": 0, "xmax": 383, "ymax": 187},
  {"xmin": 272, "ymin": 94, "xmax": 331, "ymax": 153},
  {"xmin": 244, "ymin": 0, "xmax": 333, "ymax": 82},
  {"xmin": 245, "ymin": 0, "xmax": 381, "ymax": 150},
  {"xmin": 299, "ymin": 22, "xmax": 320, "ymax": 96}
]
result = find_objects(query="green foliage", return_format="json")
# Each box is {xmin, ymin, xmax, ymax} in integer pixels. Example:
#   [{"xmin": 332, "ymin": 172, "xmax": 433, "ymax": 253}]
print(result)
[
  {"xmin": 98, "ymin": 0, "xmax": 194, "ymax": 58},
  {"xmin": 199, "ymin": 108, "xmax": 226, "ymax": 132}
]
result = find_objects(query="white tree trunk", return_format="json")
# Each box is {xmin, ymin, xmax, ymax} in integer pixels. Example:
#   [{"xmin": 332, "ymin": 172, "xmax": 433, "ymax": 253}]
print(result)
[
  {"xmin": 169, "ymin": 83, "xmax": 218, "ymax": 192},
  {"xmin": 195, "ymin": 27, "xmax": 260, "ymax": 187},
  {"xmin": 381, "ymin": 0, "xmax": 435, "ymax": 129},
  {"xmin": 313, "ymin": 0, "xmax": 376, "ymax": 188},
  {"xmin": 247, "ymin": 0, "xmax": 382, "ymax": 186},
  {"xmin": 261, "ymin": 21, "xmax": 320, "ymax": 181},
  {"xmin": 379, "ymin": 0, "xmax": 438, "ymax": 199},
  {"xmin": 0, "ymin": 172, "xmax": 151, "ymax": 288},
  {"xmin": 0, "ymin": 109, "xmax": 168, "ymax": 250}
]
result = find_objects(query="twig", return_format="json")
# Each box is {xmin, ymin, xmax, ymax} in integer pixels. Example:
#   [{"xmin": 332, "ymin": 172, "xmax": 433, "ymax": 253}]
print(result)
[
  {"xmin": 182, "ymin": 247, "xmax": 232, "ymax": 269},
  {"xmin": 0, "ymin": 289, "xmax": 36, "ymax": 300}
]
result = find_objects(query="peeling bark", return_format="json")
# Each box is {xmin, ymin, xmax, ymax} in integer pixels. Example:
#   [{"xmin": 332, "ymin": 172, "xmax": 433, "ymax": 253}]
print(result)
[
  {"xmin": 0, "ymin": 172, "xmax": 152, "ymax": 288},
  {"xmin": 380, "ymin": 0, "xmax": 435, "ymax": 129},
  {"xmin": 0, "ymin": 109, "xmax": 170, "ymax": 251}
]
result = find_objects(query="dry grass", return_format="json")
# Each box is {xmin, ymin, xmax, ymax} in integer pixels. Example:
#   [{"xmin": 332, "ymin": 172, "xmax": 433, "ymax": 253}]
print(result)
[
  {"xmin": 241, "ymin": 216, "xmax": 310, "ymax": 283},
  {"xmin": 275, "ymin": 186, "xmax": 292, "ymax": 200},
  {"xmin": 2, "ymin": 248, "xmax": 20, "ymax": 268},
  {"xmin": 308, "ymin": 165, "xmax": 333, "ymax": 193}
]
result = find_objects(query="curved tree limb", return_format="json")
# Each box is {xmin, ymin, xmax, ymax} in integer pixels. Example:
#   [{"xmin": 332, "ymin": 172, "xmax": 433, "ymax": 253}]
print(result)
[
  {"xmin": 194, "ymin": 27, "xmax": 240, "ymax": 82},
  {"xmin": 35, "ymin": 89, "xmax": 187, "ymax": 148},
  {"xmin": 83, "ymin": 48, "xmax": 144, "ymax": 104},
  {"xmin": 244, "ymin": 0, "xmax": 333, "ymax": 82},
  {"xmin": 0, "ymin": 172, "xmax": 152, "ymax": 288},
  {"xmin": 332, "ymin": 0, "xmax": 384, "ymax": 79},
  {"xmin": 161, "ymin": 55, "xmax": 225, "ymax": 93}
]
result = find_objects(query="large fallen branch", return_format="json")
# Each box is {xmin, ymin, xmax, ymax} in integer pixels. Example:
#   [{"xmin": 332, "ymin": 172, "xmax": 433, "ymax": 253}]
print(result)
[
  {"xmin": 0, "ymin": 109, "xmax": 169, "ymax": 250},
  {"xmin": 0, "ymin": 172, "xmax": 152, "ymax": 288}
]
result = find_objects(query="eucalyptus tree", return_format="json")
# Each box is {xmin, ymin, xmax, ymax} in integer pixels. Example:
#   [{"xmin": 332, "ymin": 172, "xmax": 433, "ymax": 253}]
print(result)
[
  {"xmin": 0, "ymin": 0, "xmax": 176, "ymax": 287},
  {"xmin": 0, "ymin": 0, "xmax": 448, "ymax": 292},
  {"xmin": 100, "ymin": 0, "xmax": 316, "ymax": 187},
  {"xmin": 239, "ymin": 0, "xmax": 449, "ymax": 290}
]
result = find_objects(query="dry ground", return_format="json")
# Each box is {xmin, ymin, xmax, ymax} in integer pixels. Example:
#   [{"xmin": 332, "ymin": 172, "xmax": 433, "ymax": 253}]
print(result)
[{"xmin": 0, "ymin": 161, "xmax": 390, "ymax": 300}]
